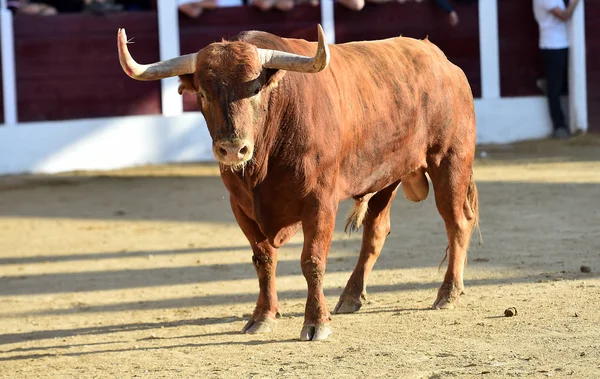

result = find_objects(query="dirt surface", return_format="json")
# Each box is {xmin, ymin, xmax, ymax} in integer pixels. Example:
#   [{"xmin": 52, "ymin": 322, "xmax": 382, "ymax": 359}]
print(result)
[{"xmin": 1, "ymin": 135, "xmax": 599, "ymax": 378}]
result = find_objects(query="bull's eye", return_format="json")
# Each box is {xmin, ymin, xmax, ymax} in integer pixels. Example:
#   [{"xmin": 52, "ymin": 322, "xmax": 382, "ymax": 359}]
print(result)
[{"xmin": 253, "ymin": 87, "xmax": 261, "ymax": 96}]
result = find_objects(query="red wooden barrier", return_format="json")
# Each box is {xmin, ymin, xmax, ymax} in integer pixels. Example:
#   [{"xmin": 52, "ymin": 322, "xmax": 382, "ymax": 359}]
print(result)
[
  {"xmin": 9, "ymin": 3, "xmax": 483, "ymax": 122},
  {"xmin": 13, "ymin": 12, "xmax": 161, "ymax": 122},
  {"xmin": 498, "ymin": 0, "xmax": 542, "ymax": 97}
]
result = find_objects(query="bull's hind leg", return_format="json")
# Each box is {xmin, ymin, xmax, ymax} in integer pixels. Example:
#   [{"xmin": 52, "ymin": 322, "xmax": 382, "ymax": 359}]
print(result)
[
  {"xmin": 334, "ymin": 182, "xmax": 401, "ymax": 314},
  {"xmin": 231, "ymin": 200, "xmax": 281, "ymax": 334},
  {"xmin": 427, "ymin": 154, "xmax": 479, "ymax": 309}
]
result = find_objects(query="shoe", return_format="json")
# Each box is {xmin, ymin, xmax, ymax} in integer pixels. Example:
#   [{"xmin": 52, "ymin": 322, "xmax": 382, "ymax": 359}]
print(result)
[{"xmin": 552, "ymin": 127, "xmax": 571, "ymax": 140}]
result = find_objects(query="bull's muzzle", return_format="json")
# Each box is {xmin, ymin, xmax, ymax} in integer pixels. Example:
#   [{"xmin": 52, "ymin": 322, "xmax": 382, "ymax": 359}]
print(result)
[{"xmin": 214, "ymin": 139, "xmax": 254, "ymax": 167}]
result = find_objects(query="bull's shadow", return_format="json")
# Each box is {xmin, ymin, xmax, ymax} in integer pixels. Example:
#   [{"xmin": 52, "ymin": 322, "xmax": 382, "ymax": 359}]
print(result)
[
  {"xmin": 0, "ymin": 178, "xmax": 598, "ymax": 297},
  {"xmin": 0, "ymin": 267, "xmax": 597, "ymax": 351},
  {"xmin": 0, "ymin": 315, "xmax": 272, "ymax": 350},
  {"xmin": 0, "ymin": 337, "xmax": 299, "ymax": 362},
  {"xmin": 3, "ymin": 269, "xmax": 597, "ymax": 321}
]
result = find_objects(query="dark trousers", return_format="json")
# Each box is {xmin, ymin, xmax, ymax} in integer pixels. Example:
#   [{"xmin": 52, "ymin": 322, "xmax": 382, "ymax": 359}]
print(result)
[{"xmin": 541, "ymin": 48, "xmax": 569, "ymax": 130}]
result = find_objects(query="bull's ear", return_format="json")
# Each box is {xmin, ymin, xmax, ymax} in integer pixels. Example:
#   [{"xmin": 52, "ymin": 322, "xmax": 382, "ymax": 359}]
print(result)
[
  {"xmin": 265, "ymin": 69, "xmax": 286, "ymax": 91},
  {"xmin": 177, "ymin": 74, "xmax": 196, "ymax": 95}
]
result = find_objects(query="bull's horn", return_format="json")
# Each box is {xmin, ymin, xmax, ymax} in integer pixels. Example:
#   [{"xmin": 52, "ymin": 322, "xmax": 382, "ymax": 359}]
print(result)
[
  {"xmin": 257, "ymin": 24, "xmax": 330, "ymax": 73},
  {"xmin": 117, "ymin": 28, "xmax": 197, "ymax": 81}
]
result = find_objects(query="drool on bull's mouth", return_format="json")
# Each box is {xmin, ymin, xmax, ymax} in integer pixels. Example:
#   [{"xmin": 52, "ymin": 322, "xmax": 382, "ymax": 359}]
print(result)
[{"xmin": 217, "ymin": 157, "xmax": 252, "ymax": 172}]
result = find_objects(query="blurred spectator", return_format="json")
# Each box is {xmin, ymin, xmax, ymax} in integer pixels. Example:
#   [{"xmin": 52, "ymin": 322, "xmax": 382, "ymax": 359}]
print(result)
[
  {"xmin": 533, "ymin": 0, "xmax": 581, "ymax": 139},
  {"xmin": 178, "ymin": 0, "xmax": 241, "ymax": 18},
  {"xmin": 250, "ymin": 0, "xmax": 294, "ymax": 12},
  {"xmin": 337, "ymin": 0, "xmax": 402, "ymax": 12},
  {"xmin": 433, "ymin": 0, "xmax": 459, "ymax": 26},
  {"xmin": 39, "ymin": 0, "xmax": 123, "ymax": 14},
  {"xmin": 178, "ymin": 0, "xmax": 206, "ymax": 18},
  {"xmin": 295, "ymin": 0, "xmax": 319, "ymax": 6},
  {"xmin": 432, "ymin": 0, "xmax": 476, "ymax": 27},
  {"xmin": 83, "ymin": 0, "xmax": 124, "ymax": 13},
  {"xmin": 336, "ymin": 0, "xmax": 475, "ymax": 14},
  {"xmin": 7, "ymin": 0, "xmax": 57, "ymax": 15}
]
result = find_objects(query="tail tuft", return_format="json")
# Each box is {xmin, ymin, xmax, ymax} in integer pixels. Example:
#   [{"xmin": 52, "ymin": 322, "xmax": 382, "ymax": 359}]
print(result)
[{"xmin": 344, "ymin": 199, "xmax": 369, "ymax": 235}]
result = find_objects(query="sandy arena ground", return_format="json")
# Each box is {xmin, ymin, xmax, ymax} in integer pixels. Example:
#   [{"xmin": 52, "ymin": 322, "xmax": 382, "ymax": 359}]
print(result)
[{"xmin": 0, "ymin": 135, "xmax": 599, "ymax": 378}]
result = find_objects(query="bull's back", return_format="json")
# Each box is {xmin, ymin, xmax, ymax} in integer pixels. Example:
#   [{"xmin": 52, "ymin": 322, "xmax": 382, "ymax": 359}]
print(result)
[
  {"xmin": 329, "ymin": 36, "xmax": 472, "ymax": 137},
  {"xmin": 325, "ymin": 37, "xmax": 474, "ymax": 197}
]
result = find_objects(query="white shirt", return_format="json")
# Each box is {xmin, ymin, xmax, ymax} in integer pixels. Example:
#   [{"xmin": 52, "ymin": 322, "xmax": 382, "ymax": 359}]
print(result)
[{"xmin": 533, "ymin": 0, "xmax": 569, "ymax": 49}]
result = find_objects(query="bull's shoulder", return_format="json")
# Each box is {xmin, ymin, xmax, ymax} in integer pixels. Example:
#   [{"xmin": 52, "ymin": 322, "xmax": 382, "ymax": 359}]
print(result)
[
  {"xmin": 338, "ymin": 36, "xmax": 459, "ymax": 78},
  {"xmin": 231, "ymin": 30, "xmax": 272, "ymax": 44}
]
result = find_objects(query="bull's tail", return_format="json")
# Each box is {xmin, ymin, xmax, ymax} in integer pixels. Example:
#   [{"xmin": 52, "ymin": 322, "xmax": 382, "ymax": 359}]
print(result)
[
  {"xmin": 460, "ymin": 172, "xmax": 483, "ymax": 268},
  {"xmin": 467, "ymin": 172, "xmax": 482, "ymax": 248}
]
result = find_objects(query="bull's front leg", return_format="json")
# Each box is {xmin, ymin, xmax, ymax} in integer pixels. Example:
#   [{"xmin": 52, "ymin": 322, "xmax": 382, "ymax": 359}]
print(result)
[
  {"xmin": 299, "ymin": 197, "xmax": 338, "ymax": 341},
  {"xmin": 231, "ymin": 200, "xmax": 281, "ymax": 334}
]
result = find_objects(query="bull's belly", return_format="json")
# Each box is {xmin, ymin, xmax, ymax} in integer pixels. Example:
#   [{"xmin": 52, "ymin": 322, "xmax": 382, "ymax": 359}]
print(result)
[{"xmin": 340, "ymin": 156, "xmax": 425, "ymax": 200}]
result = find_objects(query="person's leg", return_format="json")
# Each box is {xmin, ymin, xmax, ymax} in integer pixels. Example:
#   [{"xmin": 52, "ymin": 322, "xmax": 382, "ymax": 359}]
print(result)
[{"xmin": 542, "ymin": 48, "xmax": 570, "ymax": 138}]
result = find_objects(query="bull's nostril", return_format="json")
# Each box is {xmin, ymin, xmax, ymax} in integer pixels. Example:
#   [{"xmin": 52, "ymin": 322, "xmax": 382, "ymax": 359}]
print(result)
[
  {"xmin": 239, "ymin": 146, "xmax": 249, "ymax": 156},
  {"xmin": 218, "ymin": 147, "xmax": 228, "ymax": 157}
]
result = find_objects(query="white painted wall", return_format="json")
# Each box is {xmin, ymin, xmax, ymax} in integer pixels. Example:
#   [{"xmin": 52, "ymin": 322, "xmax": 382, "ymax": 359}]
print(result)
[
  {"xmin": 474, "ymin": 97, "xmax": 554, "ymax": 143},
  {"xmin": 0, "ymin": 113, "xmax": 212, "ymax": 174}
]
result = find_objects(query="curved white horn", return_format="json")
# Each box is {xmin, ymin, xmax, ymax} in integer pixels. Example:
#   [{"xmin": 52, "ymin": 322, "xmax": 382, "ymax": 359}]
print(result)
[
  {"xmin": 117, "ymin": 28, "xmax": 197, "ymax": 81},
  {"xmin": 257, "ymin": 24, "xmax": 330, "ymax": 73}
]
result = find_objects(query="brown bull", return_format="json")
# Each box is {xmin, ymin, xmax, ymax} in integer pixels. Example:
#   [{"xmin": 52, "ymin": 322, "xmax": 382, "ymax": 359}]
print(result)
[{"xmin": 117, "ymin": 25, "xmax": 480, "ymax": 341}]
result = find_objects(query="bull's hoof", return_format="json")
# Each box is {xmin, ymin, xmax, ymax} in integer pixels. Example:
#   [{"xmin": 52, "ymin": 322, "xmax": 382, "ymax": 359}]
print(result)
[
  {"xmin": 333, "ymin": 294, "xmax": 363, "ymax": 314},
  {"xmin": 300, "ymin": 323, "xmax": 332, "ymax": 341},
  {"xmin": 432, "ymin": 283, "xmax": 464, "ymax": 310},
  {"xmin": 241, "ymin": 317, "xmax": 277, "ymax": 334},
  {"xmin": 432, "ymin": 295, "xmax": 459, "ymax": 309},
  {"xmin": 241, "ymin": 312, "xmax": 280, "ymax": 334}
]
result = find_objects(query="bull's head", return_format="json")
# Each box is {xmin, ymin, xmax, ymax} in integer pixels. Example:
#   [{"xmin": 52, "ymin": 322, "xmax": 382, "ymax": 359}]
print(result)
[{"xmin": 117, "ymin": 25, "xmax": 330, "ymax": 169}]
